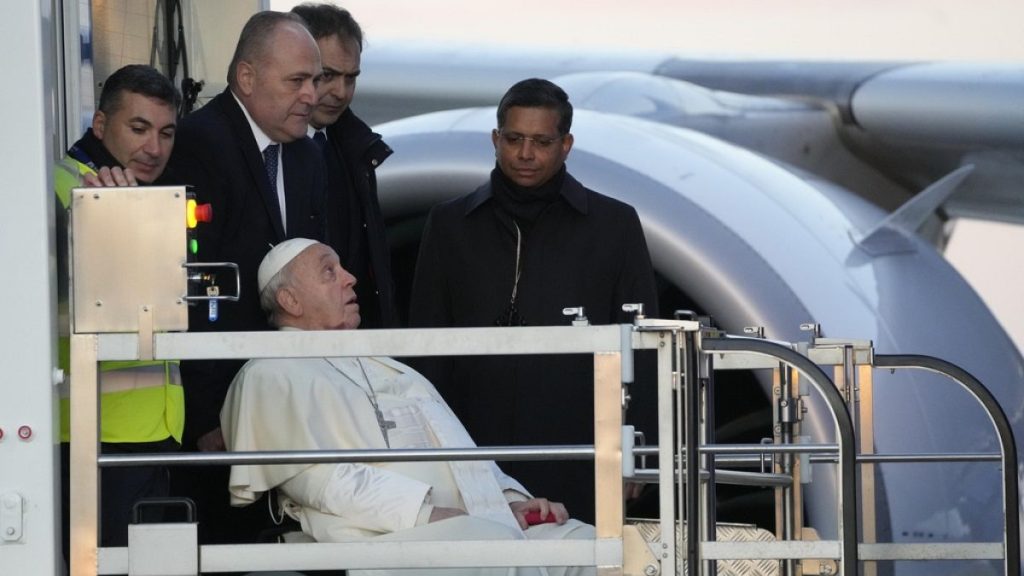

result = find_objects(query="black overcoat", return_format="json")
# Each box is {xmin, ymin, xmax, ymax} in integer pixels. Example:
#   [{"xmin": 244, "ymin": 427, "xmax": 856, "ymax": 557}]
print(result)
[
  {"xmin": 323, "ymin": 108, "xmax": 399, "ymax": 328},
  {"xmin": 409, "ymin": 172, "xmax": 658, "ymax": 522}
]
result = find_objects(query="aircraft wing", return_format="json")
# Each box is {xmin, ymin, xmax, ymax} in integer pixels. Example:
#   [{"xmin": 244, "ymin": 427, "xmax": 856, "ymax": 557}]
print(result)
[{"xmin": 359, "ymin": 41, "xmax": 1024, "ymax": 228}]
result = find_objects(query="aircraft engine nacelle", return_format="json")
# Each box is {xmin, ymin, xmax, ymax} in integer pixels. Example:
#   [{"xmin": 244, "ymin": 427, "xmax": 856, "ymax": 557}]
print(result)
[{"xmin": 374, "ymin": 106, "xmax": 1024, "ymax": 576}]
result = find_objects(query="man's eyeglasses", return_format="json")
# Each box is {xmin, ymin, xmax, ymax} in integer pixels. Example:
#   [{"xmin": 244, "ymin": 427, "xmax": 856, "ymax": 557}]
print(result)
[{"xmin": 495, "ymin": 130, "xmax": 564, "ymax": 149}]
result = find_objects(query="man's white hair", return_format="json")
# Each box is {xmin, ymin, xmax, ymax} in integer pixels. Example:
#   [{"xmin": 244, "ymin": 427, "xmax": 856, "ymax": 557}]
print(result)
[{"xmin": 259, "ymin": 265, "xmax": 295, "ymax": 328}]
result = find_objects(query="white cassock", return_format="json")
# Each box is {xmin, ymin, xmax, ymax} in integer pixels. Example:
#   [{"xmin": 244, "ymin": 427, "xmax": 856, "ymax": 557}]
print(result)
[{"xmin": 221, "ymin": 348, "xmax": 595, "ymax": 576}]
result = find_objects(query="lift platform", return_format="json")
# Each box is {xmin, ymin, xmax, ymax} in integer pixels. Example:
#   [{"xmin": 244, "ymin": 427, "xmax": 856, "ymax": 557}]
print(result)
[{"xmin": 65, "ymin": 188, "xmax": 1018, "ymax": 575}]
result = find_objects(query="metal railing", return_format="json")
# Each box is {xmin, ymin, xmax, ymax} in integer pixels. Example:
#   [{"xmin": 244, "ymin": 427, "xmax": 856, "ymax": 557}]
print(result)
[
  {"xmin": 69, "ymin": 324, "xmax": 641, "ymax": 575},
  {"xmin": 68, "ymin": 323, "xmax": 1021, "ymax": 575}
]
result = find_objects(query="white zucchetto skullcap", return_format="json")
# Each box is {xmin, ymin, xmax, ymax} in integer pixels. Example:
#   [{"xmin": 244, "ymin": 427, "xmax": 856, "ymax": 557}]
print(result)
[{"xmin": 257, "ymin": 238, "xmax": 319, "ymax": 294}]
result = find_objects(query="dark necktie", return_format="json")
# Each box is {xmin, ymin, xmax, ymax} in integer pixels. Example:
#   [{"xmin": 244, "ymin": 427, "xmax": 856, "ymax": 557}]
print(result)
[
  {"xmin": 313, "ymin": 130, "xmax": 328, "ymax": 152},
  {"xmin": 263, "ymin": 143, "xmax": 280, "ymax": 196}
]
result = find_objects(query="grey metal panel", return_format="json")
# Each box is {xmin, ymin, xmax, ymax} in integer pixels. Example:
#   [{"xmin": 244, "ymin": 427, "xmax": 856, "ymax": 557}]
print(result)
[{"xmin": 70, "ymin": 186, "xmax": 189, "ymax": 333}]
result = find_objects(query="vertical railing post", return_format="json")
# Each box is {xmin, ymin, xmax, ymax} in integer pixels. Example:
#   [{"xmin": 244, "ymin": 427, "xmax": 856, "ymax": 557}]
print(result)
[
  {"xmin": 682, "ymin": 330, "xmax": 701, "ymax": 573},
  {"xmin": 656, "ymin": 329, "xmax": 677, "ymax": 575},
  {"xmin": 69, "ymin": 334, "xmax": 100, "ymax": 576},
  {"xmin": 700, "ymin": 346, "xmax": 718, "ymax": 576},
  {"xmin": 595, "ymin": 350, "xmax": 624, "ymax": 575},
  {"xmin": 776, "ymin": 365, "xmax": 797, "ymax": 576}
]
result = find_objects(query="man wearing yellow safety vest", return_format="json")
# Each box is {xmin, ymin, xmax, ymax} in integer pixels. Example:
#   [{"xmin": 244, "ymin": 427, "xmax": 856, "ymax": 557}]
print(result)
[{"xmin": 55, "ymin": 64, "xmax": 184, "ymax": 554}]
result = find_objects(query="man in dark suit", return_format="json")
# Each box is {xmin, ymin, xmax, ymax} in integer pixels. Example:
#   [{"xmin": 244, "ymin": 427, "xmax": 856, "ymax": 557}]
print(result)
[
  {"xmin": 291, "ymin": 3, "xmax": 399, "ymax": 328},
  {"xmin": 168, "ymin": 10, "xmax": 327, "ymax": 543},
  {"xmin": 409, "ymin": 79, "xmax": 658, "ymax": 523}
]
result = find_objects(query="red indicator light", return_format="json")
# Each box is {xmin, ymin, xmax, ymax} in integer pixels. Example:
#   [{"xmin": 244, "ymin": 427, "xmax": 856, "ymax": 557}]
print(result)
[
  {"xmin": 186, "ymin": 201, "xmax": 213, "ymax": 229},
  {"xmin": 194, "ymin": 203, "xmax": 213, "ymax": 223}
]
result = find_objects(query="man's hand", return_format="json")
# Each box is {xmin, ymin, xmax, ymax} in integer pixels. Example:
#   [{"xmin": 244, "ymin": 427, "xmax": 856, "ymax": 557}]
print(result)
[
  {"xmin": 428, "ymin": 506, "xmax": 466, "ymax": 523},
  {"xmin": 197, "ymin": 427, "xmax": 225, "ymax": 452},
  {"xmin": 509, "ymin": 498, "xmax": 569, "ymax": 530},
  {"xmin": 82, "ymin": 166, "xmax": 138, "ymax": 187}
]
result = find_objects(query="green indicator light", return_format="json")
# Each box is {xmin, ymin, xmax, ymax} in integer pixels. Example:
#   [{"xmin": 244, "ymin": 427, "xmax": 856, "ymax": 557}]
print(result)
[{"xmin": 190, "ymin": 239, "xmax": 199, "ymax": 254}]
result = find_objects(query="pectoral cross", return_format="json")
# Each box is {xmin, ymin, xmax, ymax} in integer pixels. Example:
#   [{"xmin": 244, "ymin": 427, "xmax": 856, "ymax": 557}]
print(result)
[
  {"xmin": 325, "ymin": 358, "xmax": 398, "ymax": 447},
  {"xmin": 375, "ymin": 408, "xmax": 396, "ymax": 447}
]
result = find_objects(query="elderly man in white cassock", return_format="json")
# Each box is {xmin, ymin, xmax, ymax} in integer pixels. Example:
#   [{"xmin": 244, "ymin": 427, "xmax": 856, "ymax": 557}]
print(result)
[{"xmin": 220, "ymin": 238, "xmax": 595, "ymax": 576}]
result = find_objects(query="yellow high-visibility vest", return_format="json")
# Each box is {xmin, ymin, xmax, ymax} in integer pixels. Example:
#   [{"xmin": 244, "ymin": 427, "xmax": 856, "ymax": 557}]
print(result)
[{"xmin": 56, "ymin": 154, "xmax": 185, "ymax": 444}]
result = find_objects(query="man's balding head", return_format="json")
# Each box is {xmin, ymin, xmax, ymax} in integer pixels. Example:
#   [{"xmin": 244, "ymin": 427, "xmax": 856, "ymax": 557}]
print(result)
[{"xmin": 227, "ymin": 12, "xmax": 321, "ymax": 142}]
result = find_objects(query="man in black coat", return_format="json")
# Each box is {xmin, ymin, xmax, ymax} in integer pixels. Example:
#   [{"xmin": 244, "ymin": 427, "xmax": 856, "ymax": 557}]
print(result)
[
  {"xmin": 409, "ymin": 79, "xmax": 658, "ymax": 523},
  {"xmin": 291, "ymin": 3, "xmax": 398, "ymax": 328},
  {"xmin": 168, "ymin": 10, "xmax": 326, "ymax": 543}
]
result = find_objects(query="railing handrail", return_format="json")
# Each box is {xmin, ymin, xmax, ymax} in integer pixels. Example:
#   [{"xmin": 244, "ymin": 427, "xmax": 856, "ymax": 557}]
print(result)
[
  {"xmin": 874, "ymin": 354, "xmax": 1020, "ymax": 576},
  {"xmin": 702, "ymin": 335, "xmax": 859, "ymax": 576}
]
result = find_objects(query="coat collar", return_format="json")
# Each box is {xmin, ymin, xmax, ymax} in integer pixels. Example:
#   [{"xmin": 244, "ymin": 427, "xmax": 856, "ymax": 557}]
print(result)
[
  {"xmin": 325, "ymin": 108, "xmax": 393, "ymax": 168},
  {"xmin": 464, "ymin": 168, "xmax": 588, "ymax": 216},
  {"xmin": 67, "ymin": 128, "xmax": 120, "ymax": 172}
]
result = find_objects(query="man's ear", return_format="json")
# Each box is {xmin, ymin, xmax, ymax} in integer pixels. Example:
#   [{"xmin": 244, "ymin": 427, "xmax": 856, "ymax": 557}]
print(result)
[
  {"xmin": 92, "ymin": 111, "xmax": 107, "ymax": 140},
  {"xmin": 236, "ymin": 61, "xmax": 256, "ymax": 97},
  {"xmin": 276, "ymin": 287, "xmax": 302, "ymax": 318},
  {"xmin": 560, "ymin": 133, "xmax": 574, "ymax": 160}
]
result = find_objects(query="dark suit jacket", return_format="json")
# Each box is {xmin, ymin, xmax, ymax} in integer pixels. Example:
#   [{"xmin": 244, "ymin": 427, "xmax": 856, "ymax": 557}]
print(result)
[
  {"xmin": 322, "ymin": 108, "xmax": 398, "ymax": 328},
  {"xmin": 169, "ymin": 89, "xmax": 327, "ymax": 443},
  {"xmin": 408, "ymin": 171, "xmax": 658, "ymax": 522}
]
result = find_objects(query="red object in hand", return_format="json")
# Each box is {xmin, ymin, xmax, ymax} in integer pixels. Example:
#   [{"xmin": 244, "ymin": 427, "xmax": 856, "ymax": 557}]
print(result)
[{"xmin": 524, "ymin": 511, "xmax": 557, "ymax": 525}]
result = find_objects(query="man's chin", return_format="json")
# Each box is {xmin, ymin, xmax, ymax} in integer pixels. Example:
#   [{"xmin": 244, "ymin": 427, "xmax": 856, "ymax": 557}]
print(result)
[
  {"xmin": 284, "ymin": 127, "xmax": 310, "ymax": 142},
  {"xmin": 282, "ymin": 116, "xmax": 314, "ymax": 141},
  {"xmin": 341, "ymin": 306, "xmax": 361, "ymax": 330},
  {"xmin": 130, "ymin": 165, "xmax": 160, "ymax": 183},
  {"xmin": 312, "ymin": 110, "xmax": 343, "ymax": 128},
  {"xmin": 509, "ymin": 176, "xmax": 544, "ymax": 188}
]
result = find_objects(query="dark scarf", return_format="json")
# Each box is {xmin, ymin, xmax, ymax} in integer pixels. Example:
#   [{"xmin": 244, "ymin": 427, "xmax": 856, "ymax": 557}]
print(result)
[
  {"xmin": 489, "ymin": 164, "xmax": 566, "ymax": 326},
  {"xmin": 490, "ymin": 163, "xmax": 566, "ymax": 233}
]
